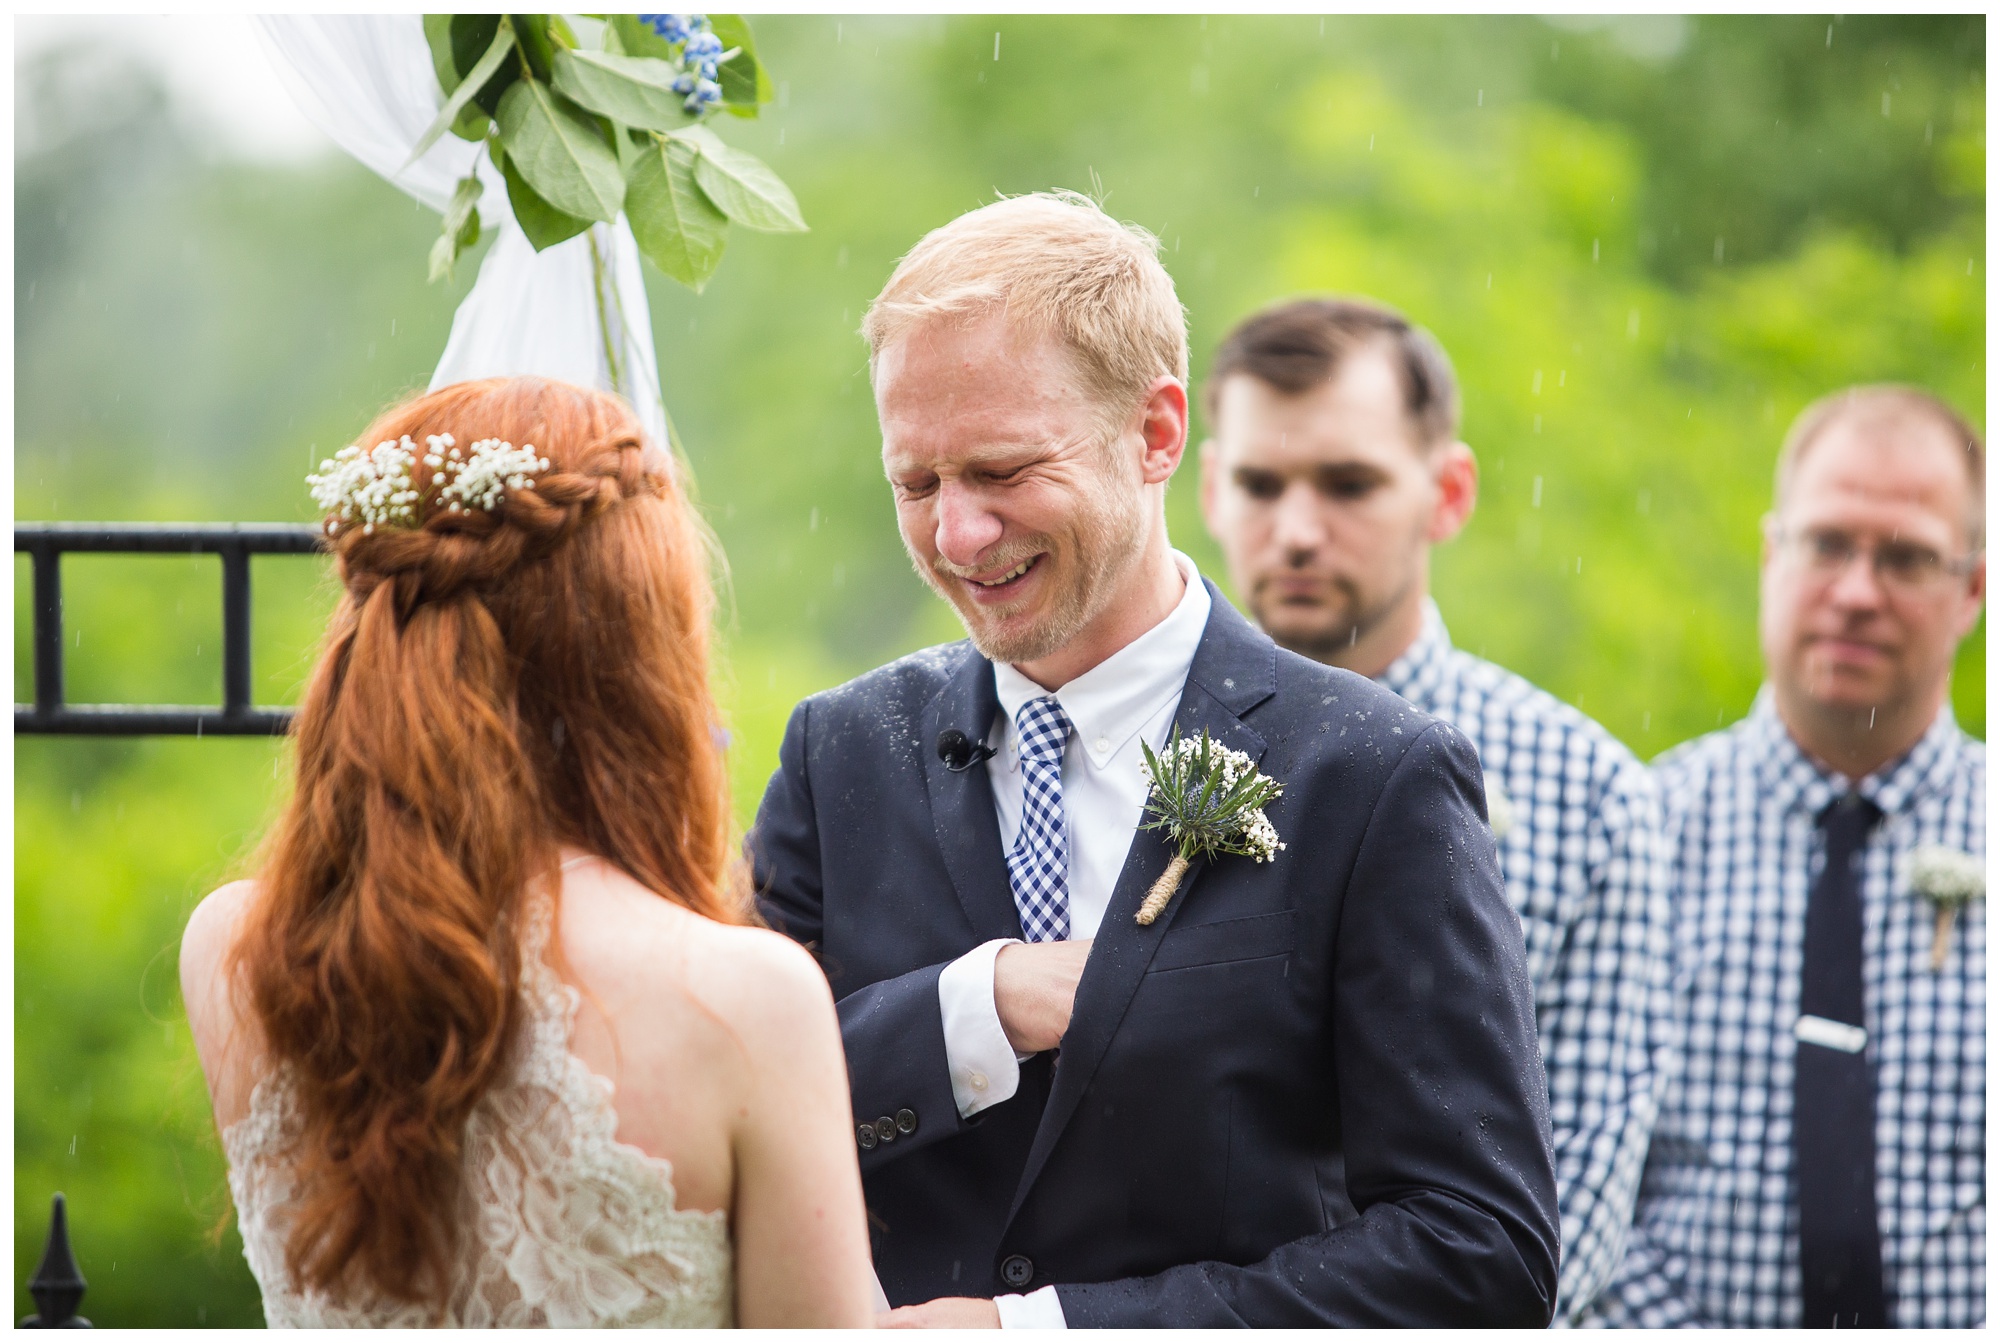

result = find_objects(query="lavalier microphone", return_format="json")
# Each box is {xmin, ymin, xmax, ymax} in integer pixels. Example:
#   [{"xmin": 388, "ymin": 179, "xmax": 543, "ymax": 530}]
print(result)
[{"xmin": 936, "ymin": 728, "xmax": 997, "ymax": 772}]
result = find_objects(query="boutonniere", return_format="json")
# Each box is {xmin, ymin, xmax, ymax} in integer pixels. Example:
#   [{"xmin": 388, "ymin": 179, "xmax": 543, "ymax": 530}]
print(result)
[
  {"xmin": 1134, "ymin": 728, "xmax": 1285, "ymax": 926},
  {"xmin": 1909, "ymin": 844, "xmax": 1983, "ymax": 973}
]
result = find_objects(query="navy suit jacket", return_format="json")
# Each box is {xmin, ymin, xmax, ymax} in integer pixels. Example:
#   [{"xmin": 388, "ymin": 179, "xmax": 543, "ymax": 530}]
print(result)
[{"xmin": 751, "ymin": 586, "xmax": 1560, "ymax": 1326}]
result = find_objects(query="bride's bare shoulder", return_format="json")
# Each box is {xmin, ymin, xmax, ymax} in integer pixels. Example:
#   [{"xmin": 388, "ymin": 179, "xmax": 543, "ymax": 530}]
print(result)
[
  {"xmin": 181, "ymin": 880, "xmax": 259, "ymax": 1018},
  {"xmin": 556, "ymin": 860, "xmax": 833, "ymax": 1040}
]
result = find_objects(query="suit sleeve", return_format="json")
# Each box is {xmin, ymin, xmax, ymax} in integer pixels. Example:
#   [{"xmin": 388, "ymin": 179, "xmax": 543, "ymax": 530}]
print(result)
[
  {"xmin": 1056, "ymin": 721, "xmax": 1562, "ymax": 1327},
  {"xmin": 750, "ymin": 698, "xmax": 975, "ymax": 1172}
]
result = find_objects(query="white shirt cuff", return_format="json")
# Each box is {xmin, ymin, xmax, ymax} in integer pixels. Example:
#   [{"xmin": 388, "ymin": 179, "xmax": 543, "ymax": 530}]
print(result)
[
  {"xmin": 995, "ymin": 1285, "xmax": 1067, "ymax": 1328},
  {"xmin": 937, "ymin": 938, "xmax": 1024, "ymax": 1117}
]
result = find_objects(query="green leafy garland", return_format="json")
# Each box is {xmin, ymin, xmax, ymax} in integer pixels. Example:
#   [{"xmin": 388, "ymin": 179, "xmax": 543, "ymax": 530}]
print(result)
[{"xmin": 417, "ymin": 14, "xmax": 804, "ymax": 293}]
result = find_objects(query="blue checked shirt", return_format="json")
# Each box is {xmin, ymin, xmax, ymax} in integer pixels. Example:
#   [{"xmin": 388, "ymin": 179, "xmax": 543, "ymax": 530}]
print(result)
[
  {"xmin": 1379, "ymin": 602, "xmax": 1677, "ymax": 1321},
  {"xmin": 1584, "ymin": 691, "xmax": 1985, "ymax": 1328}
]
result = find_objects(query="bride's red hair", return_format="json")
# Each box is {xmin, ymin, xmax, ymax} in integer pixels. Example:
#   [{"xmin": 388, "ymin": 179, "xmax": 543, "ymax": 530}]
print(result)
[{"xmin": 233, "ymin": 377, "xmax": 749, "ymax": 1307}]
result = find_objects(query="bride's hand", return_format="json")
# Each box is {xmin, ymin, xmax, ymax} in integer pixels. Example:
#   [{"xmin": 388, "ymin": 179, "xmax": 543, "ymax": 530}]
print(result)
[{"xmin": 878, "ymin": 1296, "xmax": 1000, "ymax": 1328}]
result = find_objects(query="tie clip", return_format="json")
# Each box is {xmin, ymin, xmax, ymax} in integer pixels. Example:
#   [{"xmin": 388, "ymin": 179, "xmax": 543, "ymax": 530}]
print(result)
[{"xmin": 1795, "ymin": 1014, "xmax": 1868, "ymax": 1054}]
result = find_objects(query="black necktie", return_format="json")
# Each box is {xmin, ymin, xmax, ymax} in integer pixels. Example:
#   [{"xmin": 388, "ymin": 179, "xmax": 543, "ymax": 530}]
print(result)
[{"xmin": 1794, "ymin": 792, "xmax": 1887, "ymax": 1328}]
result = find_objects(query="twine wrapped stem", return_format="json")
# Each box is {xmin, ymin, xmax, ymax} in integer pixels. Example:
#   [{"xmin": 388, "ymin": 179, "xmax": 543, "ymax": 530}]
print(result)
[
  {"xmin": 1136, "ymin": 853, "xmax": 1192, "ymax": 926},
  {"xmin": 1931, "ymin": 903, "xmax": 1957, "ymax": 973}
]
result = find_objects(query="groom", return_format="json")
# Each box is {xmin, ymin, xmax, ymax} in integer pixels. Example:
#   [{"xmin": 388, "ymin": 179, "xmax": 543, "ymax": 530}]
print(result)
[{"xmin": 751, "ymin": 193, "xmax": 1560, "ymax": 1327}]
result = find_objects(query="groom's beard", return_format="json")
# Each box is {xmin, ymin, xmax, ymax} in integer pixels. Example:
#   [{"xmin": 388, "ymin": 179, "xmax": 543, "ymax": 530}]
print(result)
[{"xmin": 913, "ymin": 479, "xmax": 1149, "ymax": 668}]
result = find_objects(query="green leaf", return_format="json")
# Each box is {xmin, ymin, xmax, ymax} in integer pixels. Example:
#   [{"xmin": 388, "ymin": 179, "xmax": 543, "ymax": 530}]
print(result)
[
  {"xmin": 511, "ymin": 13, "xmax": 557, "ymax": 81},
  {"xmin": 449, "ymin": 16, "xmax": 515, "ymax": 116},
  {"xmin": 423, "ymin": 14, "xmax": 460, "ymax": 94},
  {"xmin": 609, "ymin": 13, "xmax": 677, "ymax": 62},
  {"xmin": 680, "ymin": 125, "xmax": 806, "ymax": 232},
  {"xmin": 405, "ymin": 23, "xmax": 515, "ymax": 169},
  {"xmin": 551, "ymin": 49, "xmax": 697, "ymax": 133},
  {"xmin": 497, "ymin": 149, "xmax": 592, "ymax": 252},
  {"xmin": 495, "ymin": 77, "xmax": 625, "ymax": 223},
  {"xmin": 707, "ymin": 15, "xmax": 773, "ymax": 115},
  {"xmin": 429, "ymin": 172, "xmax": 484, "ymax": 282},
  {"xmin": 626, "ymin": 134, "xmax": 729, "ymax": 291}
]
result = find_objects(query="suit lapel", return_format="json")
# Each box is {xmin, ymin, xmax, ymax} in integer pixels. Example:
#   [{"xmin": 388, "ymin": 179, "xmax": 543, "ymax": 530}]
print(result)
[
  {"xmin": 921, "ymin": 646, "xmax": 1024, "ymax": 945},
  {"xmin": 1005, "ymin": 587, "xmax": 1276, "ymax": 1227}
]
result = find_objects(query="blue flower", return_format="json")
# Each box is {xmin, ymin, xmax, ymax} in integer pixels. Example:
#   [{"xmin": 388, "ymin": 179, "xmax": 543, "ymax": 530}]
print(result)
[{"xmin": 639, "ymin": 13, "xmax": 705, "ymax": 46}]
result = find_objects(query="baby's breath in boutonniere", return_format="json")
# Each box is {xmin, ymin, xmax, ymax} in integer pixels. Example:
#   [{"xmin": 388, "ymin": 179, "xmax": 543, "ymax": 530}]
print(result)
[
  {"xmin": 1909, "ymin": 844, "xmax": 1984, "ymax": 972},
  {"xmin": 1134, "ymin": 728, "xmax": 1285, "ymax": 926}
]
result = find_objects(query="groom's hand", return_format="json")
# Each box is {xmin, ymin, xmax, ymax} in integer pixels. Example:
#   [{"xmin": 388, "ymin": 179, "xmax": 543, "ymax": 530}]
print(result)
[
  {"xmin": 878, "ymin": 1297, "xmax": 1000, "ymax": 1328},
  {"xmin": 994, "ymin": 938, "xmax": 1092, "ymax": 1054}
]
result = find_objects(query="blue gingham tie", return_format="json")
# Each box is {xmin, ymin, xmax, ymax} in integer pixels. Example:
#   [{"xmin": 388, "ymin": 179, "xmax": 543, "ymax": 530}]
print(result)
[{"xmin": 1007, "ymin": 697, "xmax": 1072, "ymax": 943}]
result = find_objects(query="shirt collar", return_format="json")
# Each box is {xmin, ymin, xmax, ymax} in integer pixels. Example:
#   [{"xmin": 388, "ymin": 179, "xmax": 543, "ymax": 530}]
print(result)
[
  {"xmin": 1376, "ymin": 597, "xmax": 1453, "ymax": 705},
  {"xmin": 1745, "ymin": 686, "xmax": 1968, "ymax": 820},
  {"xmin": 994, "ymin": 551, "xmax": 1212, "ymax": 768}
]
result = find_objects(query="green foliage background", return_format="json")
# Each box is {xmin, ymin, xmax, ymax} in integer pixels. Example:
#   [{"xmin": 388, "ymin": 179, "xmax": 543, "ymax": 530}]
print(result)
[{"xmin": 14, "ymin": 15, "xmax": 1984, "ymax": 1324}]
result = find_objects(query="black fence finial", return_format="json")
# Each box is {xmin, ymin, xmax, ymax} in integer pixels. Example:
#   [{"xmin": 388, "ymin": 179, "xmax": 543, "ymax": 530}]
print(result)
[{"xmin": 20, "ymin": 1192, "xmax": 91, "ymax": 1328}]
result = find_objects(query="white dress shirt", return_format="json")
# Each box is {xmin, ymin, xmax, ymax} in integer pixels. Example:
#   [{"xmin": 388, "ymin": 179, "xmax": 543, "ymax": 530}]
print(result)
[{"xmin": 933, "ymin": 552, "xmax": 1211, "ymax": 1329}]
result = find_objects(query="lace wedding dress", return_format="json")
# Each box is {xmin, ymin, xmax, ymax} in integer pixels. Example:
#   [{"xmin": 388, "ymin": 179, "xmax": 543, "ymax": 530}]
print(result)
[{"xmin": 223, "ymin": 888, "xmax": 734, "ymax": 1327}]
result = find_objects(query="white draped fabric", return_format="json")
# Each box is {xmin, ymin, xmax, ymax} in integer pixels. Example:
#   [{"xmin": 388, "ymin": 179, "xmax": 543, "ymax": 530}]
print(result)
[{"xmin": 253, "ymin": 15, "xmax": 669, "ymax": 453}]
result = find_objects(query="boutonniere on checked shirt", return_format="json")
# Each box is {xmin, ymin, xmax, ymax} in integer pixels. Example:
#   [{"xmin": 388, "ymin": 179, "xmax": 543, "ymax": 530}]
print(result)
[
  {"xmin": 1908, "ymin": 844, "xmax": 1983, "ymax": 973},
  {"xmin": 1134, "ymin": 729, "xmax": 1285, "ymax": 926}
]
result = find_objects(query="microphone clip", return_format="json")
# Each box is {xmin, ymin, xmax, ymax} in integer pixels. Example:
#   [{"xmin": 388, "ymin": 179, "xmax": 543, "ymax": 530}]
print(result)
[{"xmin": 936, "ymin": 728, "xmax": 997, "ymax": 773}]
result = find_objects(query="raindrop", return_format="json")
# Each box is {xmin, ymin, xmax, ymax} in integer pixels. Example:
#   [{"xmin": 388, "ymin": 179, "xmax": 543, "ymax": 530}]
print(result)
[
  {"xmin": 1592, "ymin": 238, "xmax": 1600, "ymax": 262},
  {"xmin": 1627, "ymin": 309, "xmax": 1641, "ymax": 339},
  {"xmin": 837, "ymin": 246, "xmax": 849, "ymax": 268},
  {"xmin": 993, "ymin": 31, "xmax": 1001, "ymax": 61},
  {"xmin": 1642, "ymin": 710, "xmax": 1652, "ymax": 731},
  {"xmin": 1637, "ymin": 489, "xmax": 1651, "ymax": 515},
  {"xmin": 1532, "ymin": 476, "xmax": 1544, "ymax": 508},
  {"xmin": 1319, "ymin": 17, "xmax": 1325, "ymax": 35},
  {"xmin": 809, "ymin": 507, "xmax": 820, "ymax": 532},
  {"xmin": 1486, "ymin": 273, "xmax": 1494, "ymax": 290},
  {"xmin": 1575, "ymin": 556, "xmax": 1583, "ymax": 574},
  {"xmin": 1368, "ymin": 134, "xmax": 1375, "ymax": 151},
  {"xmin": 1532, "ymin": 370, "xmax": 1543, "ymax": 395},
  {"xmin": 1826, "ymin": 23, "xmax": 1833, "ymax": 47},
  {"xmin": 1881, "ymin": 91, "xmax": 1891, "ymax": 118},
  {"xmin": 1477, "ymin": 88, "xmax": 1484, "ymax": 107},
  {"xmin": 835, "ymin": 21, "xmax": 843, "ymax": 43},
  {"xmin": 1533, "ymin": 415, "xmax": 1542, "ymax": 434},
  {"xmin": 1558, "ymin": 370, "xmax": 1566, "ymax": 387},
  {"xmin": 1713, "ymin": 236, "xmax": 1725, "ymax": 263}
]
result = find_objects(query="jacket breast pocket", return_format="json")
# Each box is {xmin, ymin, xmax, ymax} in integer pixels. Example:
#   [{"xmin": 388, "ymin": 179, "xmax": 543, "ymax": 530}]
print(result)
[{"xmin": 1150, "ymin": 909, "xmax": 1296, "ymax": 972}]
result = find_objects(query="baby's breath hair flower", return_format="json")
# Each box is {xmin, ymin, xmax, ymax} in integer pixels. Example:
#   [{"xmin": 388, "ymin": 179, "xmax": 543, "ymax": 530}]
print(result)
[
  {"xmin": 436, "ymin": 438, "xmax": 551, "ymax": 514},
  {"xmin": 1908, "ymin": 843, "xmax": 1983, "ymax": 972},
  {"xmin": 1135, "ymin": 728, "xmax": 1285, "ymax": 925},
  {"xmin": 306, "ymin": 432, "xmax": 549, "ymax": 530},
  {"xmin": 308, "ymin": 436, "xmax": 422, "ymax": 535}
]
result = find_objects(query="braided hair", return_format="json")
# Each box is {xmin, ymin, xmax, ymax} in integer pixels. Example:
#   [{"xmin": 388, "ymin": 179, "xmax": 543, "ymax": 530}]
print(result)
[{"xmin": 234, "ymin": 377, "xmax": 749, "ymax": 1308}]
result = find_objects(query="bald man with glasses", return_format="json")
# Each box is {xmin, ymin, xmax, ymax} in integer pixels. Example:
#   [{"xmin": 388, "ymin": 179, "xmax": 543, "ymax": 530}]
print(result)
[{"xmin": 1588, "ymin": 386, "xmax": 1986, "ymax": 1328}]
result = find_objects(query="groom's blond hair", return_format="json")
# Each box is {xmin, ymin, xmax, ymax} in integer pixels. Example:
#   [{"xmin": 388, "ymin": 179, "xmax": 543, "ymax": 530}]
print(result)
[{"xmin": 862, "ymin": 191, "xmax": 1189, "ymax": 435}]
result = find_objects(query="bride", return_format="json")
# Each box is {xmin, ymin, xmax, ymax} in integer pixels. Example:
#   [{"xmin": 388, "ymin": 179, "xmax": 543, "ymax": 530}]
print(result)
[{"xmin": 179, "ymin": 377, "xmax": 878, "ymax": 1327}]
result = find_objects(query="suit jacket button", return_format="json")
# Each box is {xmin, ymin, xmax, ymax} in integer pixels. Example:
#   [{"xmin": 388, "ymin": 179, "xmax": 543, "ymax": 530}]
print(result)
[
  {"xmin": 999, "ymin": 1254, "xmax": 1033, "ymax": 1288},
  {"xmin": 857, "ymin": 1122, "xmax": 877, "ymax": 1151},
  {"xmin": 874, "ymin": 1115, "xmax": 899, "ymax": 1143},
  {"xmin": 895, "ymin": 1108, "xmax": 918, "ymax": 1135}
]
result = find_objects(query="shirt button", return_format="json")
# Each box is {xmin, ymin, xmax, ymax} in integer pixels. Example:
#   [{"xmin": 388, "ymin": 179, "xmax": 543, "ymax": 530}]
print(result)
[
  {"xmin": 896, "ymin": 1108, "xmax": 919, "ymax": 1135},
  {"xmin": 969, "ymin": 1072, "xmax": 988, "ymax": 1091},
  {"xmin": 1094, "ymin": 737, "xmax": 1110, "ymax": 754},
  {"xmin": 999, "ymin": 1254, "xmax": 1034, "ymax": 1288}
]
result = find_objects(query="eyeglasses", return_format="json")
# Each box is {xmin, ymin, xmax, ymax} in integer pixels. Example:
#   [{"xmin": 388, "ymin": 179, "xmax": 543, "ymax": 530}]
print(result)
[{"xmin": 1770, "ymin": 525, "xmax": 1982, "ymax": 593}]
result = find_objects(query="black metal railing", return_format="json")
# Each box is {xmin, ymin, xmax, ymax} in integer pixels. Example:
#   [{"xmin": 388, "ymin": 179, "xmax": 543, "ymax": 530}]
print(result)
[
  {"xmin": 15, "ymin": 522, "xmax": 323, "ymax": 736},
  {"xmin": 19, "ymin": 1193, "xmax": 89, "ymax": 1327}
]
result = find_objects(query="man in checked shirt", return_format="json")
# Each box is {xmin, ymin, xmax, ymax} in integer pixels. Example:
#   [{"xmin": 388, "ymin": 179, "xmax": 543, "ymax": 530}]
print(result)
[
  {"xmin": 1587, "ymin": 386, "xmax": 1985, "ymax": 1328},
  {"xmin": 1197, "ymin": 296, "xmax": 1676, "ymax": 1322}
]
